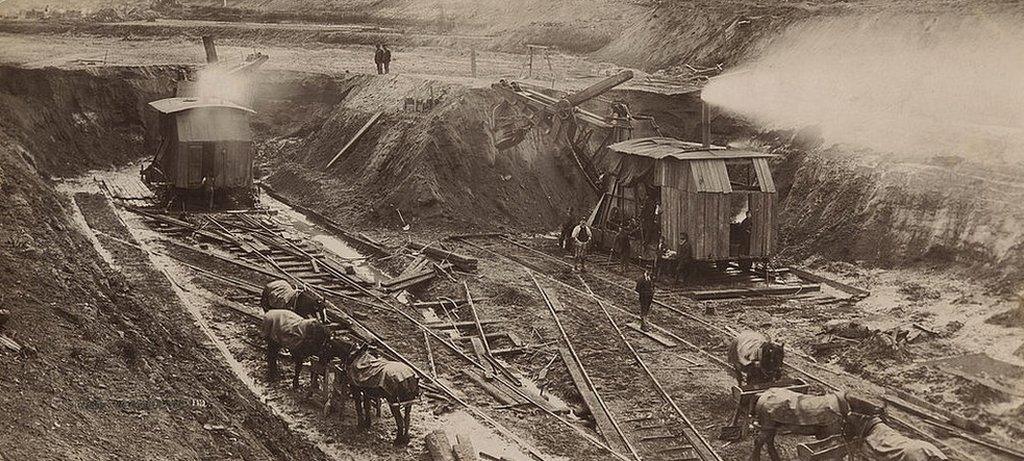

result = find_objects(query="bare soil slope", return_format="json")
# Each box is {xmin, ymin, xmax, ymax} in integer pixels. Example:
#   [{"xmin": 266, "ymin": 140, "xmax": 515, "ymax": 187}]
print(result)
[{"xmin": 0, "ymin": 65, "xmax": 325, "ymax": 460}]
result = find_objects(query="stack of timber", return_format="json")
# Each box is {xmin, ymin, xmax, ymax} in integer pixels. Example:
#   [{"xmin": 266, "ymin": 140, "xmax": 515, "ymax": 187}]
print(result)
[
  {"xmin": 410, "ymin": 240, "xmax": 478, "ymax": 272},
  {"xmin": 425, "ymin": 430, "xmax": 482, "ymax": 461},
  {"xmin": 381, "ymin": 262, "xmax": 453, "ymax": 293}
]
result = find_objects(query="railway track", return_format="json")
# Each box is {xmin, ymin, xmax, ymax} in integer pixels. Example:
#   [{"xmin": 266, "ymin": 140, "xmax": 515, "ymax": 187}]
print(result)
[{"xmin": 448, "ymin": 234, "xmax": 1016, "ymax": 461}]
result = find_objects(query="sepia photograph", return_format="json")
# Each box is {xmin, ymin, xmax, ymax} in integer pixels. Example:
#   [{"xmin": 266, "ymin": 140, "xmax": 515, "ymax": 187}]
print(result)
[{"xmin": 0, "ymin": 1, "xmax": 1022, "ymax": 460}]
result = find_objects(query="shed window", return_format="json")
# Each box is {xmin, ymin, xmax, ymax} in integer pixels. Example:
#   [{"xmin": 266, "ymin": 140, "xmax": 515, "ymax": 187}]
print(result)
[{"xmin": 726, "ymin": 159, "xmax": 761, "ymax": 191}]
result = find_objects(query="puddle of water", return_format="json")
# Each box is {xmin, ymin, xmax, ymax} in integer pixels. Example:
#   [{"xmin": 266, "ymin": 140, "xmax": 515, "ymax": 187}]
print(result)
[{"xmin": 260, "ymin": 193, "xmax": 387, "ymax": 284}]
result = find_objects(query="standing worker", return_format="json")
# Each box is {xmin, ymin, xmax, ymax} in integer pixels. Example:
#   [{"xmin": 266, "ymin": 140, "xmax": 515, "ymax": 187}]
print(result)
[
  {"xmin": 635, "ymin": 270, "xmax": 655, "ymax": 331},
  {"xmin": 675, "ymin": 232, "xmax": 693, "ymax": 283},
  {"xmin": 615, "ymin": 225, "xmax": 631, "ymax": 273},
  {"xmin": 374, "ymin": 45, "xmax": 384, "ymax": 74},
  {"xmin": 571, "ymin": 219, "xmax": 592, "ymax": 272},
  {"xmin": 559, "ymin": 207, "xmax": 575, "ymax": 251},
  {"xmin": 382, "ymin": 44, "xmax": 392, "ymax": 74}
]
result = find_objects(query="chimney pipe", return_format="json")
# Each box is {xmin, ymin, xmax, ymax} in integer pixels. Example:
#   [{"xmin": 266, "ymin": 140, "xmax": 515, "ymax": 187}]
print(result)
[
  {"xmin": 701, "ymin": 100, "xmax": 711, "ymax": 148},
  {"xmin": 202, "ymin": 36, "xmax": 218, "ymax": 63}
]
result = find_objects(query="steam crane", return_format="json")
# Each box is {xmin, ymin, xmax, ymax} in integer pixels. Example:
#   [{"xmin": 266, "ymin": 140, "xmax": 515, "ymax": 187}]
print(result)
[{"xmin": 489, "ymin": 71, "xmax": 639, "ymax": 190}]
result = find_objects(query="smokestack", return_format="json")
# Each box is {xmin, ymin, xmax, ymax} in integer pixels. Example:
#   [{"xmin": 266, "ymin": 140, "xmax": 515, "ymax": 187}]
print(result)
[
  {"xmin": 202, "ymin": 36, "xmax": 218, "ymax": 63},
  {"xmin": 701, "ymin": 100, "xmax": 712, "ymax": 148}
]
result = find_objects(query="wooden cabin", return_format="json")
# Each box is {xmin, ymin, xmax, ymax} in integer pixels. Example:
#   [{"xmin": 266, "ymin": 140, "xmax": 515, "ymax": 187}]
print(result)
[
  {"xmin": 144, "ymin": 97, "xmax": 256, "ymax": 207},
  {"xmin": 589, "ymin": 137, "xmax": 778, "ymax": 265}
]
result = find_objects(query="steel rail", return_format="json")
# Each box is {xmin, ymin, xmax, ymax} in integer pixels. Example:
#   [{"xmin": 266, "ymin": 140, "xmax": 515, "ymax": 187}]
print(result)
[
  {"xmin": 578, "ymin": 275, "xmax": 723, "ymax": 461},
  {"xmin": 459, "ymin": 236, "xmax": 987, "ymax": 461},
  {"xmin": 529, "ymin": 272, "xmax": 641, "ymax": 461}
]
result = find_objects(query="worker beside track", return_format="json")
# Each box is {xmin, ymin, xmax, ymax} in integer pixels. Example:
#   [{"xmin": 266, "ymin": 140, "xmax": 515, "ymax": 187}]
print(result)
[
  {"xmin": 559, "ymin": 207, "xmax": 575, "ymax": 251},
  {"xmin": 571, "ymin": 219, "xmax": 592, "ymax": 272},
  {"xmin": 635, "ymin": 270, "xmax": 655, "ymax": 331},
  {"xmin": 374, "ymin": 45, "xmax": 384, "ymax": 74},
  {"xmin": 675, "ymin": 232, "xmax": 694, "ymax": 282}
]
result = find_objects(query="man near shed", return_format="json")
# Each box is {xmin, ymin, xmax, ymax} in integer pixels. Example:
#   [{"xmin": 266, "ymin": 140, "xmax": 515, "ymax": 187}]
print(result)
[
  {"xmin": 615, "ymin": 223, "xmax": 631, "ymax": 273},
  {"xmin": 635, "ymin": 270, "xmax": 655, "ymax": 331},
  {"xmin": 571, "ymin": 219, "xmax": 592, "ymax": 272},
  {"xmin": 675, "ymin": 232, "xmax": 694, "ymax": 282}
]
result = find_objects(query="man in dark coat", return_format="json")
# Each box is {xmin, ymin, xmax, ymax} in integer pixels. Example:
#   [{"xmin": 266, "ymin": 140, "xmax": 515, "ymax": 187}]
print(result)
[
  {"xmin": 635, "ymin": 270, "xmax": 655, "ymax": 331},
  {"xmin": 374, "ymin": 45, "xmax": 384, "ymax": 74},
  {"xmin": 675, "ymin": 232, "xmax": 693, "ymax": 282},
  {"xmin": 382, "ymin": 45, "xmax": 392, "ymax": 74},
  {"xmin": 559, "ymin": 207, "xmax": 574, "ymax": 251},
  {"xmin": 615, "ymin": 225, "xmax": 631, "ymax": 273}
]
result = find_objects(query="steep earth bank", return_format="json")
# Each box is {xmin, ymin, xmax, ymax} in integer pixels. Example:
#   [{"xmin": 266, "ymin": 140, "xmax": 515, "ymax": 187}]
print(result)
[{"xmin": 0, "ymin": 65, "xmax": 325, "ymax": 460}]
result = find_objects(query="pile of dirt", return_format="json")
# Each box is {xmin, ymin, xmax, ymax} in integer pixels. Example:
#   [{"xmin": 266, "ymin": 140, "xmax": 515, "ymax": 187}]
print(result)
[
  {"xmin": 0, "ymin": 66, "xmax": 324, "ymax": 460},
  {"xmin": 0, "ymin": 65, "xmax": 180, "ymax": 177},
  {"xmin": 256, "ymin": 73, "xmax": 601, "ymax": 233},
  {"xmin": 770, "ymin": 136, "xmax": 1024, "ymax": 293}
]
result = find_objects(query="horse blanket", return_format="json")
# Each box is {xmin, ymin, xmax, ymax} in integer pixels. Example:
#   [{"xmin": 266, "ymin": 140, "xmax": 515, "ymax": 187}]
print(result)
[
  {"xmin": 349, "ymin": 353, "xmax": 417, "ymax": 396},
  {"xmin": 732, "ymin": 330, "xmax": 768, "ymax": 367},
  {"xmin": 862, "ymin": 423, "xmax": 948, "ymax": 461},
  {"xmin": 261, "ymin": 309, "xmax": 323, "ymax": 352},
  {"xmin": 263, "ymin": 280, "xmax": 298, "ymax": 310},
  {"xmin": 755, "ymin": 388, "xmax": 848, "ymax": 427}
]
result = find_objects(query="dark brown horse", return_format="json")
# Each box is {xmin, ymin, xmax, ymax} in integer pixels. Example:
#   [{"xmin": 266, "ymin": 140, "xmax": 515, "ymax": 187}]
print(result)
[
  {"xmin": 727, "ymin": 330, "xmax": 785, "ymax": 387},
  {"xmin": 261, "ymin": 309, "xmax": 336, "ymax": 390},
  {"xmin": 261, "ymin": 279, "xmax": 326, "ymax": 321},
  {"xmin": 343, "ymin": 342, "xmax": 420, "ymax": 446}
]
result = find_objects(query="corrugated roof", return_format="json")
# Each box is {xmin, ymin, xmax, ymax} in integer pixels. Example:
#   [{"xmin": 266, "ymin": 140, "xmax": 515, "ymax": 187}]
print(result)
[
  {"xmin": 149, "ymin": 97, "xmax": 256, "ymax": 115},
  {"xmin": 608, "ymin": 137, "xmax": 775, "ymax": 160}
]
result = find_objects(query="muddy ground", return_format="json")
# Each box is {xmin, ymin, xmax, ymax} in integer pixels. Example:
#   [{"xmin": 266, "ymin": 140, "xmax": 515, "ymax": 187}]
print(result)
[{"xmin": 1, "ymin": 9, "xmax": 1023, "ymax": 461}]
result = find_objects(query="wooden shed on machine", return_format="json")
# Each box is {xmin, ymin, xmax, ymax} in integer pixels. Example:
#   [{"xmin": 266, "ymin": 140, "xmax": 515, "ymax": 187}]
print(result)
[
  {"xmin": 593, "ymin": 137, "xmax": 778, "ymax": 263},
  {"xmin": 146, "ymin": 97, "xmax": 256, "ymax": 192}
]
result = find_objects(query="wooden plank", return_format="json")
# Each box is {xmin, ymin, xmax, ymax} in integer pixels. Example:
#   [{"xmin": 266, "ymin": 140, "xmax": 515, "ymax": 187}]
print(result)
[
  {"xmin": 412, "ymin": 240, "xmax": 478, "ymax": 272},
  {"xmin": 787, "ymin": 266, "xmax": 870, "ymax": 298},
  {"xmin": 470, "ymin": 337, "xmax": 494, "ymax": 378},
  {"xmin": 425, "ymin": 319, "xmax": 506, "ymax": 329},
  {"xmin": 462, "ymin": 370, "xmax": 516, "ymax": 406},
  {"xmin": 557, "ymin": 348, "xmax": 630, "ymax": 454},
  {"xmin": 685, "ymin": 284, "xmax": 821, "ymax": 300},
  {"xmin": 626, "ymin": 322, "xmax": 678, "ymax": 348},
  {"xmin": 326, "ymin": 112, "xmax": 382, "ymax": 169}
]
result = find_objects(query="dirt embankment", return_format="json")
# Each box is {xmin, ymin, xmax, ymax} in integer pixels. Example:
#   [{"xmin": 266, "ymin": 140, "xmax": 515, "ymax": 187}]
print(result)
[
  {"xmin": 254, "ymin": 72, "xmax": 602, "ymax": 233},
  {"xmin": 0, "ymin": 65, "xmax": 178, "ymax": 177},
  {"xmin": 0, "ymin": 65, "xmax": 325, "ymax": 460},
  {"xmin": 767, "ymin": 135, "xmax": 1024, "ymax": 293}
]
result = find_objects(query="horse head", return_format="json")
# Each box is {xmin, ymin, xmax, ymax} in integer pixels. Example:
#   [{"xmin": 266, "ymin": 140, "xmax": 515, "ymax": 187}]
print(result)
[
  {"xmin": 842, "ymin": 411, "xmax": 883, "ymax": 441},
  {"xmin": 294, "ymin": 286, "xmax": 327, "ymax": 319},
  {"xmin": 759, "ymin": 340, "xmax": 785, "ymax": 381}
]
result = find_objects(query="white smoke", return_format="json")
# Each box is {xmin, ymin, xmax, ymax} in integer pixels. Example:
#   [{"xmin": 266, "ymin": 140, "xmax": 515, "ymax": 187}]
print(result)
[{"xmin": 702, "ymin": 14, "xmax": 1024, "ymax": 163}]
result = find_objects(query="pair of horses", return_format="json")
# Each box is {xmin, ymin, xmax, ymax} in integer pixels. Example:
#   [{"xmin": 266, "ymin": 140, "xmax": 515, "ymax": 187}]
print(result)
[
  {"xmin": 259, "ymin": 280, "xmax": 420, "ymax": 446},
  {"xmin": 748, "ymin": 388, "xmax": 947, "ymax": 461}
]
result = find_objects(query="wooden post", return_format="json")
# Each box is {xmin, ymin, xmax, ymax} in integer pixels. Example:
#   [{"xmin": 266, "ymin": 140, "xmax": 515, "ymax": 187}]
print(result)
[
  {"xmin": 424, "ymin": 330, "xmax": 437, "ymax": 378},
  {"xmin": 464, "ymin": 282, "xmax": 491, "ymax": 357},
  {"xmin": 325, "ymin": 112, "xmax": 382, "ymax": 169},
  {"xmin": 425, "ymin": 430, "xmax": 456, "ymax": 461},
  {"xmin": 453, "ymin": 433, "xmax": 479, "ymax": 461},
  {"xmin": 470, "ymin": 49, "xmax": 477, "ymax": 78}
]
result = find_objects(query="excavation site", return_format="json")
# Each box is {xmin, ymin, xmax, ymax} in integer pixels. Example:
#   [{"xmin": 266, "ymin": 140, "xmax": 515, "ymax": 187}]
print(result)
[{"xmin": 1, "ymin": 1, "xmax": 1023, "ymax": 460}]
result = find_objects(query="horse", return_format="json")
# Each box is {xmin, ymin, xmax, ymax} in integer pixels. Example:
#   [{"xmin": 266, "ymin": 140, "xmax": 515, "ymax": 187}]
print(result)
[
  {"xmin": 261, "ymin": 279, "xmax": 326, "ymax": 321},
  {"xmin": 844, "ymin": 412, "xmax": 948, "ymax": 461},
  {"xmin": 749, "ymin": 388, "xmax": 854, "ymax": 461},
  {"xmin": 343, "ymin": 342, "xmax": 420, "ymax": 446},
  {"xmin": 727, "ymin": 330, "xmax": 785, "ymax": 387},
  {"xmin": 261, "ymin": 309, "xmax": 336, "ymax": 391}
]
